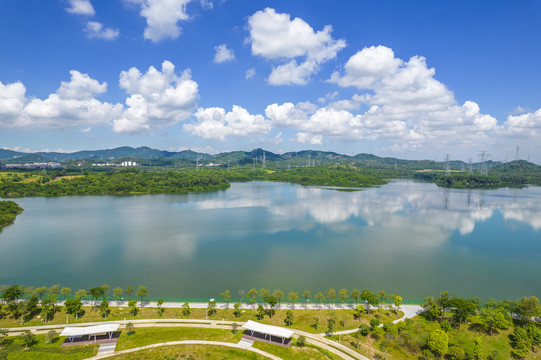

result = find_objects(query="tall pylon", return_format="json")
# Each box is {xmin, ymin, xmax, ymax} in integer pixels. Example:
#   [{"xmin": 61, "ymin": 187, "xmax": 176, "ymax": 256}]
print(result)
[
  {"xmin": 444, "ymin": 154, "xmax": 450, "ymax": 176},
  {"xmin": 478, "ymin": 151, "xmax": 489, "ymax": 175}
]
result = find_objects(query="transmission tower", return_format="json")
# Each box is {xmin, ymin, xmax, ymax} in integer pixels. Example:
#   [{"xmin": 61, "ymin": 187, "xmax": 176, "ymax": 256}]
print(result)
[
  {"xmin": 516, "ymin": 145, "xmax": 520, "ymax": 161},
  {"xmin": 478, "ymin": 151, "xmax": 490, "ymax": 175},
  {"xmin": 262, "ymin": 152, "xmax": 266, "ymax": 169},
  {"xmin": 468, "ymin": 158, "xmax": 473, "ymax": 175},
  {"xmin": 444, "ymin": 154, "xmax": 450, "ymax": 176}
]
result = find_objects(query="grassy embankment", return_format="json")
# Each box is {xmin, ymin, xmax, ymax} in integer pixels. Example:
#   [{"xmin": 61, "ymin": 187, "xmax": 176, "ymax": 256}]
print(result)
[
  {"xmin": 0, "ymin": 305, "xmax": 402, "ymax": 334},
  {"xmin": 0, "ymin": 333, "xmax": 97, "ymax": 360},
  {"xmin": 107, "ymin": 345, "xmax": 268, "ymax": 360},
  {"xmin": 115, "ymin": 327, "xmax": 336, "ymax": 360}
]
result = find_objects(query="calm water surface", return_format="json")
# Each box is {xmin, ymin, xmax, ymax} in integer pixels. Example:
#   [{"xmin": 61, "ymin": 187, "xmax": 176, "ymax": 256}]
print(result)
[{"xmin": 1, "ymin": 180, "xmax": 540, "ymax": 301}]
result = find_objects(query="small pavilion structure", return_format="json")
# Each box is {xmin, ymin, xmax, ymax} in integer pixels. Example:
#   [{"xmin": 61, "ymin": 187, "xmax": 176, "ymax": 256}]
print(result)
[
  {"xmin": 242, "ymin": 320, "xmax": 294, "ymax": 345},
  {"xmin": 60, "ymin": 324, "xmax": 120, "ymax": 343}
]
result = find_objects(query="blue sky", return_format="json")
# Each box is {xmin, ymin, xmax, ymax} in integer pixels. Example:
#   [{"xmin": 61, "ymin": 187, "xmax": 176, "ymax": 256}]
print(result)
[{"xmin": 1, "ymin": 0, "xmax": 540, "ymax": 162}]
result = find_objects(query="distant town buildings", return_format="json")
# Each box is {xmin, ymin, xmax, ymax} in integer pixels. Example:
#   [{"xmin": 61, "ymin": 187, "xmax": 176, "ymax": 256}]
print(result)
[
  {"xmin": 91, "ymin": 161, "xmax": 138, "ymax": 167},
  {"xmin": 4, "ymin": 162, "xmax": 62, "ymax": 169}
]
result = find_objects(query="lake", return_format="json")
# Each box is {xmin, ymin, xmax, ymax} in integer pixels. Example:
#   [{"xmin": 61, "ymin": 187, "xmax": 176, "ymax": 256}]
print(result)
[{"xmin": 1, "ymin": 180, "xmax": 540, "ymax": 302}]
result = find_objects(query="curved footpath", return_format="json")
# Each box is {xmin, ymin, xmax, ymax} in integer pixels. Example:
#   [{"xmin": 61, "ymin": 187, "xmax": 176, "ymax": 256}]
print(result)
[{"xmin": 3, "ymin": 303, "xmax": 423, "ymax": 360}]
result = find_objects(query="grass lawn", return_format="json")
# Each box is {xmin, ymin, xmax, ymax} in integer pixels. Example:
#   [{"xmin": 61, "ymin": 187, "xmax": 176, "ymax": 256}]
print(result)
[
  {"xmin": 0, "ymin": 305, "xmax": 402, "ymax": 335},
  {"xmin": 108, "ymin": 344, "xmax": 268, "ymax": 359},
  {"xmin": 115, "ymin": 327, "xmax": 243, "ymax": 351},
  {"xmin": 253, "ymin": 340, "xmax": 336, "ymax": 360},
  {"xmin": 0, "ymin": 333, "xmax": 98, "ymax": 360}
]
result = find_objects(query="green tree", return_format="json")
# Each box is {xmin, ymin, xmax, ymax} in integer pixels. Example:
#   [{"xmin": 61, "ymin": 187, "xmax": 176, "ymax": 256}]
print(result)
[
  {"xmin": 65, "ymin": 298, "xmax": 84, "ymax": 320},
  {"xmin": 100, "ymin": 284, "xmax": 110, "ymax": 298},
  {"xmin": 440, "ymin": 320, "xmax": 452, "ymax": 332},
  {"xmin": 327, "ymin": 317, "xmax": 336, "ymax": 335},
  {"xmin": 326, "ymin": 288, "xmax": 336, "ymax": 308},
  {"xmin": 125, "ymin": 286, "xmax": 134, "ymax": 299},
  {"xmin": 207, "ymin": 300, "xmax": 217, "ymax": 317},
  {"xmin": 40, "ymin": 295, "xmax": 57, "ymax": 324},
  {"xmin": 447, "ymin": 346, "xmax": 465, "ymax": 360},
  {"xmin": 99, "ymin": 300, "xmax": 110, "ymax": 319},
  {"xmin": 426, "ymin": 330, "xmax": 448, "ymax": 358},
  {"xmin": 129, "ymin": 300, "xmax": 138, "ymax": 317},
  {"xmin": 182, "ymin": 302, "xmax": 191, "ymax": 317},
  {"xmin": 303, "ymin": 290, "xmax": 312, "ymax": 304},
  {"xmin": 350, "ymin": 289, "xmax": 361, "ymax": 305},
  {"xmin": 473, "ymin": 336, "xmax": 483, "ymax": 360},
  {"xmin": 437, "ymin": 291, "xmax": 451, "ymax": 318},
  {"xmin": 360, "ymin": 290, "xmax": 379, "ymax": 313},
  {"xmin": 338, "ymin": 288, "xmax": 348, "ymax": 304},
  {"xmin": 247, "ymin": 288, "xmax": 257, "ymax": 307},
  {"xmin": 312, "ymin": 316, "xmax": 319, "ymax": 330},
  {"xmin": 89, "ymin": 287, "xmax": 105, "ymax": 307},
  {"xmin": 315, "ymin": 292, "xmax": 326, "ymax": 307},
  {"xmin": 516, "ymin": 296, "xmax": 540, "ymax": 326},
  {"xmin": 1, "ymin": 285, "xmax": 22, "ymax": 304},
  {"xmin": 258, "ymin": 288, "xmax": 270, "ymax": 300},
  {"xmin": 284, "ymin": 310, "xmax": 294, "ymax": 326},
  {"xmin": 49, "ymin": 285, "xmax": 61, "ymax": 297},
  {"xmin": 136, "ymin": 286, "xmax": 148, "ymax": 306},
  {"xmin": 288, "ymin": 291, "xmax": 298, "ymax": 308},
  {"xmin": 60, "ymin": 287, "xmax": 71, "ymax": 299},
  {"xmin": 265, "ymin": 296, "xmax": 278, "ymax": 318},
  {"xmin": 256, "ymin": 305, "xmax": 265, "ymax": 320},
  {"xmin": 479, "ymin": 307, "xmax": 512, "ymax": 335},
  {"xmin": 21, "ymin": 296, "xmax": 39, "ymax": 324},
  {"xmin": 238, "ymin": 289, "xmax": 245, "ymax": 303},
  {"xmin": 297, "ymin": 335, "xmax": 306, "ymax": 347},
  {"xmin": 19, "ymin": 330, "xmax": 35, "ymax": 350},
  {"xmin": 272, "ymin": 289, "xmax": 284, "ymax": 306},
  {"xmin": 383, "ymin": 322, "xmax": 398, "ymax": 336},
  {"xmin": 157, "ymin": 298, "xmax": 164, "ymax": 316},
  {"xmin": 75, "ymin": 289, "xmax": 87, "ymax": 299},
  {"xmin": 125, "ymin": 322, "xmax": 134, "ymax": 335},
  {"xmin": 353, "ymin": 304, "xmax": 365, "ymax": 319},
  {"xmin": 233, "ymin": 302, "xmax": 242, "ymax": 318},
  {"xmin": 220, "ymin": 290, "xmax": 231, "ymax": 308},
  {"xmin": 510, "ymin": 326, "xmax": 532, "ymax": 359},
  {"xmin": 45, "ymin": 330, "xmax": 57, "ymax": 344},
  {"xmin": 422, "ymin": 296, "xmax": 442, "ymax": 320},
  {"xmin": 394, "ymin": 295, "xmax": 402, "ymax": 311},
  {"xmin": 378, "ymin": 290, "xmax": 387, "ymax": 307},
  {"xmin": 113, "ymin": 287, "xmax": 123, "ymax": 305},
  {"xmin": 34, "ymin": 286, "xmax": 48, "ymax": 301},
  {"xmin": 450, "ymin": 297, "xmax": 477, "ymax": 329}
]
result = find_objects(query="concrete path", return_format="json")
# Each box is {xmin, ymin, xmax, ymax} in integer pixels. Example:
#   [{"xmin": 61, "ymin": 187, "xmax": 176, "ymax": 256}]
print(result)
[
  {"xmin": 97, "ymin": 342, "xmax": 117, "ymax": 355},
  {"xmin": 86, "ymin": 340, "xmax": 283, "ymax": 360}
]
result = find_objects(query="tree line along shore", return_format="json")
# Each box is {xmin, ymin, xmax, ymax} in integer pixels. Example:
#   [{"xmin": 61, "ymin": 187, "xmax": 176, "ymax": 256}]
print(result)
[
  {"xmin": 2, "ymin": 284, "xmax": 541, "ymax": 359},
  {"xmin": 1, "ymin": 158, "xmax": 541, "ymax": 200}
]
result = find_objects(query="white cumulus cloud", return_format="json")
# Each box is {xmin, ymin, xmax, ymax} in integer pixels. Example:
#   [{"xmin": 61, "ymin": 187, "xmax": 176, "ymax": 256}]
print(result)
[
  {"xmin": 214, "ymin": 44, "xmax": 235, "ymax": 63},
  {"xmin": 247, "ymin": 8, "xmax": 346, "ymax": 85},
  {"xmin": 113, "ymin": 60, "xmax": 199, "ymax": 134},
  {"xmin": 85, "ymin": 21, "xmax": 120, "ymax": 40},
  {"xmin": 126, "ymin": 0, "xmax": 191, "ymax": 42},
  {"xmin": 245, "ymin": 68, "xmax": 256, "ymax": 79},
  {"xmin": 184, "ymin": 106, "xmax": 271, "ymax": 141},
  {"xmin": 66, "ymin": 0, "xmax": 95, "ymax": 16},
  {"xmin": 0, "ymin": 71, "xmax": 121, "ymax": 129}
]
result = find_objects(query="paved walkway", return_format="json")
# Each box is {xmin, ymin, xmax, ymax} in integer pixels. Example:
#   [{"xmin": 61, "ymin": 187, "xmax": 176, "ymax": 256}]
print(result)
[{"xmin": 86, "ymin": 340, "xmax": 284, "ymax": 360}]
